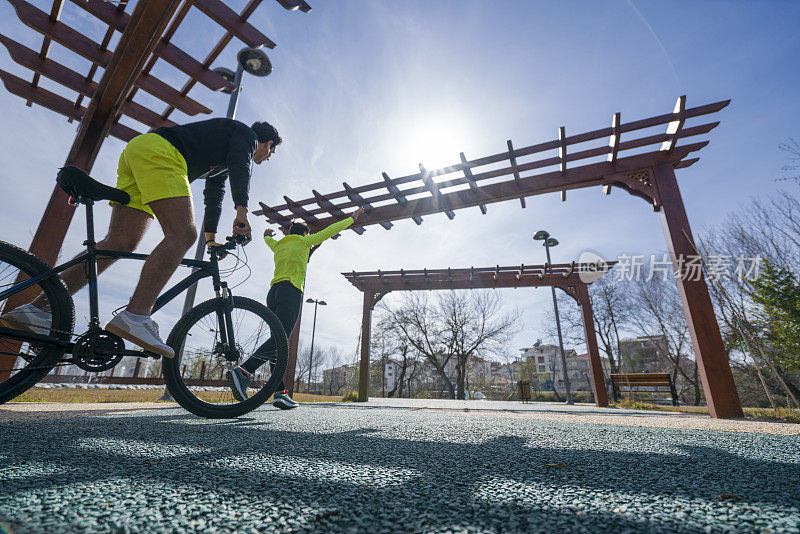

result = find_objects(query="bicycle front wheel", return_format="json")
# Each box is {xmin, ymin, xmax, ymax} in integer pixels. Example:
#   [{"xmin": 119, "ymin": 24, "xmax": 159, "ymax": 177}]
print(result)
[{"xmin": 163, "ymin": 296, "xmax": 288, "ymax": 418}]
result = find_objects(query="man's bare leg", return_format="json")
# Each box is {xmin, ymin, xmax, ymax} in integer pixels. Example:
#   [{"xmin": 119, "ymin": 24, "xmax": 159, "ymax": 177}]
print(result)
[
  {"xmin": 31, "ymin": 205, "xmax": 152, "ymax": 308},
  {"xmin": 126, "ymin": 196, "xmax": 197, "ymax": 315},
  {"xmin": 60, "ymin": 205, "xmax": 152, "ymax": 295}
]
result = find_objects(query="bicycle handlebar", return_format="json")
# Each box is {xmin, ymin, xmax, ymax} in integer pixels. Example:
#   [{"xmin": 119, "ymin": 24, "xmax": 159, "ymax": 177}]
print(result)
[{"xmin": 209, "ymin": 234, "xmax": 248, "ymax": 259}]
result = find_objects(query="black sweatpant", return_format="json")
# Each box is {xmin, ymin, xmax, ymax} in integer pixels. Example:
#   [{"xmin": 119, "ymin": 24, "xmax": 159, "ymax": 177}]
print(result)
[{"xmin": 241, "ymin": 280, "xmax": 303, "ymax": 390}]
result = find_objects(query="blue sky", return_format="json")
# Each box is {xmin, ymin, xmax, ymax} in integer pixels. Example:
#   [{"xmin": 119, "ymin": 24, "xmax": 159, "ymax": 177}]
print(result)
[{"xmin": 1, "ymin": 0, "xmax": 799, "ymax": 365}]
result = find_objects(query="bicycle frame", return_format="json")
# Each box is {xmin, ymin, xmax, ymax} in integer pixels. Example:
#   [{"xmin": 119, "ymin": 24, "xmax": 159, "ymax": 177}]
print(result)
[{"xmin": 0, "ymin": 200, "xmax": 237, "ymax": 354}]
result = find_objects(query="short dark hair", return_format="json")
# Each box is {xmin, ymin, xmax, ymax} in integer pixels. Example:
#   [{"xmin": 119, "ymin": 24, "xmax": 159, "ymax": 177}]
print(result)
[
  {"xmin": 251, "ymin": 121, "xmax": 282, "ymax": 146},
  {"xmin": 289, "ymin": 221, "xmax": 308, "ymax": 236}
]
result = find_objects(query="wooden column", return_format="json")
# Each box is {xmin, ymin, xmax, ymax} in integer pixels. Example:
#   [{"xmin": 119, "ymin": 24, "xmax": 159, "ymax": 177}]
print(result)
[
  {"xmin": 284, "ymin": 304, "xmax": 303, "ymax": 396},
  {"xmin": 357, "ymin": 291, "xmax": 373, "ymax": 402},
  {"xmin": 653, "ymin": 163, "xmax": 743, "ymax": 418},
  {"xmin": 576, "ymin": 283, "xmax": 608, "ymax": 407}
]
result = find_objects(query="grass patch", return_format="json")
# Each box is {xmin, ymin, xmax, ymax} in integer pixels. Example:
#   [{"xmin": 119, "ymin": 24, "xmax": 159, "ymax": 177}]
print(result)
[
  {"xmin": 10, "ymin": 388, "xmax": 339, "ymax": 404},
  {"xmin": 613, "ymin": 398, "xmax": 800, "ymax": 424}
]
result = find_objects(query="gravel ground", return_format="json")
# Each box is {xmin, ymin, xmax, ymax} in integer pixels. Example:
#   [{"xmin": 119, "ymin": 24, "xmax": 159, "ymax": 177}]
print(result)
[{"xmin": 1, "ymin": 402, "xmax": 798, "ymax": 533}]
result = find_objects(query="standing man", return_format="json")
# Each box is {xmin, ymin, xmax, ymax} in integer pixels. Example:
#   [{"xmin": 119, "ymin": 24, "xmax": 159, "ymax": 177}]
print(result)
[
  {"xmin": 227, "ymin": 207, "xmax": 364, "ymax": 409},
  {"xmin": 3, "ymin": 119, "xmax": 281, "ymax": 359}
]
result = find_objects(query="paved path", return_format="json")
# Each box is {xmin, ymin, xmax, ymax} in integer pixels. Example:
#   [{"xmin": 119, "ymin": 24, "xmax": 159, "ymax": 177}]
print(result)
[{"xmin": 1, "ymin": 400, "xmax": 798, "ymax": 533}]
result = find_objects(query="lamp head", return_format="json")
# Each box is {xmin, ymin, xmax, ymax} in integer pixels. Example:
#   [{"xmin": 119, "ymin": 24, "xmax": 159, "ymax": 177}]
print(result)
[
  {"xmin": 306, "ymin": 298, "xmax": 315, "ymax": 303},
  {"xmin": 545, "ymin": 237, "xmax": 559, "ymax": 247},
  {"xmin": 212, "ymin": 67, "xmax": 236, "ymax": 94},
  {"xmin": 533, "ymin": 230, "xmax": 550, "ymax": 241},
  {"xmin": 238, "ymin": 48, "xmax": 272, "ymax": 77},
  {"xmin": 319, "ymin": 301, "xmax": 327, "ymax": 306}
]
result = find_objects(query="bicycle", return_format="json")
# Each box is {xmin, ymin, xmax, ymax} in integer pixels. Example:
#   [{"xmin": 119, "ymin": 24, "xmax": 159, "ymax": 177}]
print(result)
[{"xmin": 0, "ymin": 165, "xmax": 288, "ymax": 418}]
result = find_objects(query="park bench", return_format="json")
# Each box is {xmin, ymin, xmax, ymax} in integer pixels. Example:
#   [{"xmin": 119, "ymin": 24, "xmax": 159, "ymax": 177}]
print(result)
[{"xmin": 610, "ymin": 373, "xmax": 679, "ymax": 406}]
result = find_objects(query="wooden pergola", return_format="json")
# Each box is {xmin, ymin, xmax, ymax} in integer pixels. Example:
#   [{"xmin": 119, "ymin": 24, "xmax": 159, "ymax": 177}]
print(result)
[
  {"xmin": 0, "ymin": 0, "xmax": 311, "ymax": 381},
  {"xmin": 1, "ymin": 0, "xmax": 310, "ymax": 268},
  {"xmin": 343, "ymin": 262, "xmax": 618, "ymax": 406},
  {"xmin": 255, "ymin": 97, "xmax": 745, "ymax": 418}
]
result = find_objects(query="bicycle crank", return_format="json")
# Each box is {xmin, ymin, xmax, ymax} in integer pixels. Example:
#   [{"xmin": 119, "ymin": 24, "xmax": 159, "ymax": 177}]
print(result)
[{"xmin": 72, "ymin": 330, "xmax": 125, "ymax": 372}]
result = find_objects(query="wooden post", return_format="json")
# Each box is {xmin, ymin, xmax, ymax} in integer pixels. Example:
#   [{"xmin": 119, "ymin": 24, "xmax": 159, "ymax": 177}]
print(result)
[
  {"xmin": 357, "ymin": 291, "xmax": 373, "ymax": 402},
  {"xmin": 285, "ymin": 304, "xmax": 302, "ymax": 396},
  {"xmin": 199, "ymin": 360, "xmax": 206, "ymax": 381},
  {"xmin": 653, "ymin": 164, "xmax": 743, "ymax": 418},
  {"xmin": 576, "ymin": 283, "xmax": 608, "ymax": 406},
  {"xmin": 133, "ymin": 360, "xmax": 141, "ymax": 378}
]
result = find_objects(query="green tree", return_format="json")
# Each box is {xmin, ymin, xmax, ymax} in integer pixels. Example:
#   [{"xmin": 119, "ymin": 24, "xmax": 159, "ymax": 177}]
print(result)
[{"xmin": 752, "ymin": 261, "xmax": 800, "ymax": 372}]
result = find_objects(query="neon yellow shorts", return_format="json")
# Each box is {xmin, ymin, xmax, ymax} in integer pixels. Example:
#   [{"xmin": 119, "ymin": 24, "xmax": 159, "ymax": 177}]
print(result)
[{"xmin": 113, "ymin": 132, "xmax": 190, "ymax": 216}]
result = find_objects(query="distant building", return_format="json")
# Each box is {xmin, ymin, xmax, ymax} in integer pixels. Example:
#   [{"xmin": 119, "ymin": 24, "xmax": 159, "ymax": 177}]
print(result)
[
  {"xmin": 518, "ymin": 340, "xmax": 576, "ymax": 390},
  {"xmin": 322, "ymin": 364, "xmax": 357, "ymax": 395}
]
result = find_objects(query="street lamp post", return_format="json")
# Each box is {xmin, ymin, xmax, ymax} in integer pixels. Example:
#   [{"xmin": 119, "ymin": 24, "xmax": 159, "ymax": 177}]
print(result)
[
  {"xmin": 305, "ymin": 298, "xmax": 327, "ymax": 393},
  {"xmin": 533, "ymin": 230, "xmax": 573, "ymax": 404},
  {"xmin": 157, "ymin": 48, "xmax": 271, "ymax": 403},
  {"xmin": 181, "ymin": 47, "xmax": 273, "ymax": 317}
]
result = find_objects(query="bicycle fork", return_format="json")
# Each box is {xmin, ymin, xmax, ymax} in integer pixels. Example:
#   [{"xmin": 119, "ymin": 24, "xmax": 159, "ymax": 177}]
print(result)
[{"xmin": 214, "ymin": 284, "xmax": 239, "ymax": 361}]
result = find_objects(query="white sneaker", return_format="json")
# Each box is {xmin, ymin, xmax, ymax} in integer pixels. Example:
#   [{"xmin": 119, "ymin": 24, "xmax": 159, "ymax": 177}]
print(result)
[
  {"xmin": 105, "ymin": 311, "xmax": 174, "ymax": 359},
  {"xmin": 0, "ymin": 303, "xmax": 52, "ymax": 335}
]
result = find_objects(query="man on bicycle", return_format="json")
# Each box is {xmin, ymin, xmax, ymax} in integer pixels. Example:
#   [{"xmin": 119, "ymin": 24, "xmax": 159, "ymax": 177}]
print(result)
[
  {"xmin": 3, "ymin": 119, "xmax": 281, "ymax": 359},
  {"xmin": 227, "ymin": 207, "xmax": 364, "ymax": 409}
]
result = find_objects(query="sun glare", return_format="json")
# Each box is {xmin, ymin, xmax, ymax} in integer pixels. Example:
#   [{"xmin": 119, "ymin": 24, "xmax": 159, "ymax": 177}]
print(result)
[{"xmin": 401, "ymin": 116, "xmax": 470, "ymax": 171}]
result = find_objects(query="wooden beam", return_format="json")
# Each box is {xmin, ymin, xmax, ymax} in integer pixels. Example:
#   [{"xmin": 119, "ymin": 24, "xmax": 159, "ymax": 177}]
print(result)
[
  {"xmin": 661, "ymin": 95, "xmax": 686, "ymax": 152},
  {"xmin": 607, "ymin": 111, "xmax": 621, "ymax": 165},
  {"xmin": 0, "ymin": 69, "xmax": 139, "ymax": 141},
  {"xmin": 283, "ymin": 195, "xmax": 318, "ymax": 225},
  {"xmin": 382, "ymin": 172, "xmax": 420, "ymax": 225},
  {"xmin": 357, "ymin": 291, "xmax": 372, "ymax": 402},
  {"xmin": 0, "ymin": 37, "xmax": 175, "ymax": 129},
  {"xmin": 190, "ymin": 0, "xmax": 277, "ymax": 48},
  {"xmin": 459, "ymin": 152, "xmax": 487, "ymax": 214},
  {"xmin": 576, "ymin": 281, "xmax": 608, "ymax": 406},
  {"xmin": 419, "ymin": 164, "xmax": 455, "ymax": 220},
  {"xmin": 558, "ymin": 126, "xmax": 567, "ymax": 174},
  {"xmin": 70, "ymin": 0, "xmax": 236, "ymax": 91},
  {"xmin": 653, "ymin": 163, "xmax": 742, "ymax": 418},
  {"xmin": 507, "ymin": 139, "xmax": 525, "ymax": 208}
]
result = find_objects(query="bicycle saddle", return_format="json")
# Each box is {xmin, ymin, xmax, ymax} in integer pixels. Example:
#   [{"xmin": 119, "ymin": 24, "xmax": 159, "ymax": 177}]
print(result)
[{"xmin": 56, "ymin": 165, "xmax": 130, "ymax": 204}]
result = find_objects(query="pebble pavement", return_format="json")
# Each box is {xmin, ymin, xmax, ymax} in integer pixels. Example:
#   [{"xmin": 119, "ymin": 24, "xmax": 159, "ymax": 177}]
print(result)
[{"xmin": 0, "ymin": 401, "xmax": 798, "ymax": 533}]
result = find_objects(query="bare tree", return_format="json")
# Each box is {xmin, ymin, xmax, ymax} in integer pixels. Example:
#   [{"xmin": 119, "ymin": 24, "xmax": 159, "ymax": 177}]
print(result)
[
  {"xmin": 546, "ymin": 277, "xmax": 632, "ymax": 375},
  {"xmin": 378, "ymin": 290, "xmax": 520, "ymax": 399}
]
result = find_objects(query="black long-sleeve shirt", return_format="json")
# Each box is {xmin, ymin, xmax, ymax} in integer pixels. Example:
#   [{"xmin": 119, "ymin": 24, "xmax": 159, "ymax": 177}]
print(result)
[{"xmin": 154, "ymin": 118, "xmax": 257, "ymax": 233}]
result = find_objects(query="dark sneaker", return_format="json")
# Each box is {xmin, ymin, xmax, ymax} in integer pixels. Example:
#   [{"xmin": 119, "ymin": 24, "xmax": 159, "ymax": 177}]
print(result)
[
  {"xmin": 226, "ymin": 367, "xmax": 252, "ymax": 402},
  {"xmin": 273, "ymin": 392, "xmax": 299, "ymax": 410}
]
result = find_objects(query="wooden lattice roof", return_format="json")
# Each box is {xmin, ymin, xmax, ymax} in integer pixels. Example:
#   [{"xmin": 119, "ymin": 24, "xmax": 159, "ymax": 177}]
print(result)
[
  {"xmin": 0, "ymin": 0, "xmax": 312, "ymax": 142},
  {"xmin": 255, "ymin": 96, "xmax": 727, "ymax": 234}
]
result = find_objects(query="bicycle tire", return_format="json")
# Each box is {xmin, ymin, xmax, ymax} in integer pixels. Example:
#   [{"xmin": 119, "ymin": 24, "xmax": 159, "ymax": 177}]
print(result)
[
  {"xmin": 163, "ymin": 296, "xmax": 288, "ymax": 418},
  {"xmin": 0, "ymin": 241, "xmax": 75, "ymax": 404}
]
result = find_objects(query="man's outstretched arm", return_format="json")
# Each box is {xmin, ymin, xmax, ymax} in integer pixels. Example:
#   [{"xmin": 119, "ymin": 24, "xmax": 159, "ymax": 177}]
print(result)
[{"xmin": 304, "ymin": 208, "xmax": 364, "ymax": 247}]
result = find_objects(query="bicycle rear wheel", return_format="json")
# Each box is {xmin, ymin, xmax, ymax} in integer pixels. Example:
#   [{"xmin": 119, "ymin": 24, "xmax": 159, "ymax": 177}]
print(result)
[
  {"xmin": 162, "ymin": 296, "xmax": 288, "ymax": 418},
  {"xmin": 0, "ymin": 241, "xmax": 75, "ymax": 404}
]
